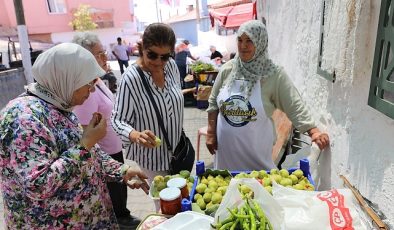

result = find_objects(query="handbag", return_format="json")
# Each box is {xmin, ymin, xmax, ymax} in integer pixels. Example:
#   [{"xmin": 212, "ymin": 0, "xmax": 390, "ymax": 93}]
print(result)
[{"xmin": 134, "ymin": 64, "xmax": 195, "ymax": 174}]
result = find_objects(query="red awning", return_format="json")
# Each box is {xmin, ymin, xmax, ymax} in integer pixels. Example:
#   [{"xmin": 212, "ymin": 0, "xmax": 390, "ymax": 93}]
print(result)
[
  {"xmin": 209, "ymin": 0, "xmax": 252, "ymax": 9},
  {"xmin": 209, "ymin": 2, "xmax": 255, "ymax": 28}
]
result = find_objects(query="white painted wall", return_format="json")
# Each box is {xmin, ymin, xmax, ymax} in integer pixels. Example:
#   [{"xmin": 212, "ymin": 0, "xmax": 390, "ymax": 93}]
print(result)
[{"xmin": 262, "ymin": 0, "xmax": 393, "ymax": 226}]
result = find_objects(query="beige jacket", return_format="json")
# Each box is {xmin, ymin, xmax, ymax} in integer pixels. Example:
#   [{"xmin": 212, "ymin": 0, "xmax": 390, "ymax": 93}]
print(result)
[{"xmin": 207, "ymin": 60, "xmax": 316, "ymax": 134}]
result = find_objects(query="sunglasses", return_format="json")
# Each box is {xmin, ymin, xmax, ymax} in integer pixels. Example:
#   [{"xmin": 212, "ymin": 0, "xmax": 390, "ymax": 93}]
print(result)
[{"xmin": 146, "ymin": 50, "xmax": 172, "ymax": 61}]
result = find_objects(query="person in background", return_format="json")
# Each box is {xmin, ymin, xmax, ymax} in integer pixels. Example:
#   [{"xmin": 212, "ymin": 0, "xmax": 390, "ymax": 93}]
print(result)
[
  {"xmin": 101, "ymin": 71, "xmax": 118, "ymax": 94},
  {"xmin": 112, "ymin": 23, "xmax": 183, "ymax": 189},
  {"xmin": 210, "ymin": 45, "xmax": 223, "ymax": 60},
  {"xmin": 72, "ymin": 32, "xmax": 140, "ymax": 229},
  {"xmin": 206, "ymin": 20, "xmax": 330, "ymax": 171},
  {"xmin": 175, "ymin": 40, "xmax": 198, "ymax": 88},
  {"xmin": 0, "ymin": 43, "xmax": 149, "ymax": 229},
  {"xmin": 112, "ymin": 37, "xmax": 130, "ymax": 75}
]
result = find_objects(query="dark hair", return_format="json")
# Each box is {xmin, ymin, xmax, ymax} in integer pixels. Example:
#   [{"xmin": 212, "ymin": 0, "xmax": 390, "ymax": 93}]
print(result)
[
  {"xmin": 183, "ymin": 40, "xmax": 190, "ymax": 45},
  {"xmin": 117, "ymin": 37, "xmax": 122, "ymax": 42},
  {"xmin": 137, "ymin": 23, "xmax": 176, "ymax": 56}
]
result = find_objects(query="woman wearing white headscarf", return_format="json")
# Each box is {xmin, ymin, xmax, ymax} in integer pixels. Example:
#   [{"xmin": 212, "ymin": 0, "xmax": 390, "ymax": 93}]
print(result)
[
  {"xmin": 206, "ymin": 20, "xmax": 330, "ymax": 171},
  {"xmin": 0, "ymin": 43, "xmax": 148, "ymax": 229}
]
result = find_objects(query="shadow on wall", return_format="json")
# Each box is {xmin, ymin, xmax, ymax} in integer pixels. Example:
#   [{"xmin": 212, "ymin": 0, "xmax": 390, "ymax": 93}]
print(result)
[{"xmin": 0, "ymin": 68, "xmax": 26, "ymax": 109}]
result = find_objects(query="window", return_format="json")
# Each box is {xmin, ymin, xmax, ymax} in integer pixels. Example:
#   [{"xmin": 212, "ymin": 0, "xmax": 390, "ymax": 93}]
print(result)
[
  {"xmin": 47, "ymin": 0, "xmax": 66, "ymax": 14},
  {"xmin": 368, "ymin": 0, "xmax": 394, "ymax": 119}
]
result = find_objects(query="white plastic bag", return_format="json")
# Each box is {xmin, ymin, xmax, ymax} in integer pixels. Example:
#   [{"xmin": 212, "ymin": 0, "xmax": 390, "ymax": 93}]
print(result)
[
  {"xmin": 281, "ymin": 144, "xmax": 332, "ymax": 190},
  {"xmin": 214, "ymin": 178, "xmax": 284, "ymax": 229},
  {"xmin": 272, "ymin": 183, "xmax": 369, "ymax": 230}
]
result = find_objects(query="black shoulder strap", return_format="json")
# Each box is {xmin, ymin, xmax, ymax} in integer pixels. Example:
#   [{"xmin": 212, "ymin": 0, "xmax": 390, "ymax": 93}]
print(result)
[
  {"xmin": 133, "ymin": 64, "xmax": 173, "ymax": 151},
  {"xmin": 96, "ymin": 84, "xmax": 112, "ymax": 101}
]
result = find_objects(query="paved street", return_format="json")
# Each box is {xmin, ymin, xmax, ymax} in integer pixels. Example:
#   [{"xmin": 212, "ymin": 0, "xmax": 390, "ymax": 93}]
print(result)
[{"xmin": 0, "ymin": 59, "xmax": 213, "ymax": 228}]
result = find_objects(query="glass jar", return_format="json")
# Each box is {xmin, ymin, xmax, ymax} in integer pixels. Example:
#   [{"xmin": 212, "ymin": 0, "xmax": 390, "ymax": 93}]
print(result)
[
  {"xmin": 159, "ymin": 187, "xmax": 181, "ymax": 215},
  {"xmin": 167, "ymin": 177, "xmax": 189, "ymax": 199}
]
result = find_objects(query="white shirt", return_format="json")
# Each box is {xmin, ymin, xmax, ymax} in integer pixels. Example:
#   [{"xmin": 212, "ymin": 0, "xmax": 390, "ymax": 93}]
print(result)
[
  {"xmin": 112, "ymin": 44, "xmax": 129, "ymax": 61},
  {"xmin": 111, "ymin": 59, "xmax": 184, "ymax": 171}
]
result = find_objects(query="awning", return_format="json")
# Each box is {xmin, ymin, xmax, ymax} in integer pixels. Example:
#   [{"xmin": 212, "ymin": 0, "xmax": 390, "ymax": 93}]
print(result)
[
  {"xmin": 209, "ymin": 0, "xmax": 252, "ymax": 9},
  {"xmin": 209, "ymin": 2, "xmax": 256, "ymax": 28}
]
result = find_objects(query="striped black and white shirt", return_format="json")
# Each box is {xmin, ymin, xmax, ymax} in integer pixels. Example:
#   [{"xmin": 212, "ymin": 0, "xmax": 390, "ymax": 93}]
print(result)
[{"xmin": 111, "ymin": 59, "xmax": 184, "ymax": 171}]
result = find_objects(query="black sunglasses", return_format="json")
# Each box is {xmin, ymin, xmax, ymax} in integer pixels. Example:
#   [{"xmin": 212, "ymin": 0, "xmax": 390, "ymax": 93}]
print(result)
[{"xmin": 146, "ymin": 50, "xmax": 172, "ymax": 61}]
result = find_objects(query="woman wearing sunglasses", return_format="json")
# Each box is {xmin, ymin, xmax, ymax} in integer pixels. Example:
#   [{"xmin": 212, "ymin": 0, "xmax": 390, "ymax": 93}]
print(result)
[{"xmin": 112, "ymin": 23, "xmax": 183, "ymax": 200}]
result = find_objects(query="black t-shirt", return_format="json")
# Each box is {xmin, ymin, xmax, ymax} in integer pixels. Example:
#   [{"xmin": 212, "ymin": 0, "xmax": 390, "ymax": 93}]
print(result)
[
  {"xmin": 210, "ymin": 50, "xmax": 223, "ymax": 60},
  {"xmin": 101, "ymin": 72, "xmax": 118, "ymax": 93}
]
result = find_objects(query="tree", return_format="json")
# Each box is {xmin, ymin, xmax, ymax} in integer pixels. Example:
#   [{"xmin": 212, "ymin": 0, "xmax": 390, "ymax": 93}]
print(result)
[{"xmin": 69, "ymin": 4, "xmax": 97, "ymax": 31}]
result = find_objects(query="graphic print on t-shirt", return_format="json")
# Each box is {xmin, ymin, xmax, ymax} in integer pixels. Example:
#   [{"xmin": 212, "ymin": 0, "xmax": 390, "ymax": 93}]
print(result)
[{"xmin": 219, "ymin": 95, "xmax": 257, "ymax": 127}]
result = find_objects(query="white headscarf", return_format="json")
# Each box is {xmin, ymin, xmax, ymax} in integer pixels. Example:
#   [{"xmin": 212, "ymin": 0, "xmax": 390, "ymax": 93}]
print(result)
[
  {"xmin": 26, "ymin": 43, "xmax": 105, "ymax": 111},
  {"xmin": 227, "ymin": 20, "xmax": 278, "ymax": 98}
]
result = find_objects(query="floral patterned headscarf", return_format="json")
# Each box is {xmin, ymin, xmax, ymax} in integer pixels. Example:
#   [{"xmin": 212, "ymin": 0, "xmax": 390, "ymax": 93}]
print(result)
[{"xmin": 226, "ymin": 20, "xmax": 278, "ymax": 98}]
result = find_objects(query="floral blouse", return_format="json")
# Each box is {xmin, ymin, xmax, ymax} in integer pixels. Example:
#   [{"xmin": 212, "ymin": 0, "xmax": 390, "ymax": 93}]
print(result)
[{"xmin": 0, "ymin": 95, "xmax": 124, "ymax": 229}]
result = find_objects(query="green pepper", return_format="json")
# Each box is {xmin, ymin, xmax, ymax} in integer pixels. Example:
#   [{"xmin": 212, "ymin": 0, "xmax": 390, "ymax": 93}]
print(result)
[
  {"xmin": 219, "ymin": 221, "xmax": 234, "ymax": 230},
  {"xmin": 230, "ymin": 219, "xmax": 239, "ymax": 230},
  {"xmin": 251, "ymin": 200, "xmax": 266, "ymax": 229},
  {"xmin": 227, "ymin": 208, "xmax": 250, "ymax": 219},
  {"xmin": 248, "ymin": 204, "xmax": 257, "ymax": 230}
]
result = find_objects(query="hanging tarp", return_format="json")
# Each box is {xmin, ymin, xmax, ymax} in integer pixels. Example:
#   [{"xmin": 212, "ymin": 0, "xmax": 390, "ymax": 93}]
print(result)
[{"xmin": 209, "ymin": 2, "xmax": 255, "ymax": 28}]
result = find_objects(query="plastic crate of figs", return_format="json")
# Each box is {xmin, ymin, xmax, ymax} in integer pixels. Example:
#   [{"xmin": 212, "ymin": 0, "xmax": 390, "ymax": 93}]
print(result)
[{"xmin": 189, "ymin": 158, "xmax": 315, "ymax": 216}]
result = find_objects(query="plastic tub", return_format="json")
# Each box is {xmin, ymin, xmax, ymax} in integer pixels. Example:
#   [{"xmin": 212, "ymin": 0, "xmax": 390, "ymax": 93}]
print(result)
[{"xmin": 152, "ymin": 211, "xmax": 214, "ymax": 230}]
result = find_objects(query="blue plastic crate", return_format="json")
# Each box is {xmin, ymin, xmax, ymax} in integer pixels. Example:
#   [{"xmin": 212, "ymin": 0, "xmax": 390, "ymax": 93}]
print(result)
[
  {"xmin": 188, "ymin": 175, "xmax": 199, "ymax": 202},
  {"xmin": 230, "ymin": 158, "xmax": 315, "ymax": 188},
  {"xmin": 192, "ymin": 158, "xmax": 315, "ymax": 199}
]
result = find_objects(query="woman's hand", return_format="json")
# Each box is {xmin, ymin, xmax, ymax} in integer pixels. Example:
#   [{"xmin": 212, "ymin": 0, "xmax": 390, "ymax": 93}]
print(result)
[
  {"xmin": 123, "ymin": 166, "xmax": 150, "ymax": 194},
  {"xmin": 206, "ymin": 111, "xmax": 218, "ymax": 155},
  {"xmin": 308, "ymin": 128, "xmax": 330, "ymax": 150},
  {"xmin": 206, "ymin": 133, "xmax": 217, "ymax": 155},
  {"xmin": 81, "ymin": 112, "xmax": 106, "ymax": 150},
  {"xmin": 129, "ymin": 130, "xmax": 157, "ymax": 148}
]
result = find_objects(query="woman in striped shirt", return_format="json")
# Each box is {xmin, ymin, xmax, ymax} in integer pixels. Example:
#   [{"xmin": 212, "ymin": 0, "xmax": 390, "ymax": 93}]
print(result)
[{"xmin": 112, "ymin": 23, "xmax": 184, "ymax": 183}]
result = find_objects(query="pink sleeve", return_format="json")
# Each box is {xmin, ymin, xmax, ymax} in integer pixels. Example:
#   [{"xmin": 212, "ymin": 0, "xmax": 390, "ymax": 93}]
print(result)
[{"xmin": 73, "ymin": 91, "xmax": 100, "ymax": 125}]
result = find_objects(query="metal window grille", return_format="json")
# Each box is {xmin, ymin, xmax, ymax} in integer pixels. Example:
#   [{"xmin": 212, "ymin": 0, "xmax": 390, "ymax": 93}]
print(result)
[{"xmin": 368, "ymin": 0, "xmax": 394, "ymax": 119}]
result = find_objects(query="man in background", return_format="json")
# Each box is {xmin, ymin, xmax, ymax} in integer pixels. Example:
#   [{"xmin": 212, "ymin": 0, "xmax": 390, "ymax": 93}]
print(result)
[{"xmin": 112, "ymin": 37, "xmax": 130, "ymax": 75}]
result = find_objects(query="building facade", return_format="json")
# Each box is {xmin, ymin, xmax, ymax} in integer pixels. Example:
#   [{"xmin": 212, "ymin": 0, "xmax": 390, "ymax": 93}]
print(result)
[
  {"xmin": 0, "ymin": 0, "xmax": 138, "ymax": 57},
  {"xmin": 257, "ymin": 0, "xmax": 393, "ymax": 226}
]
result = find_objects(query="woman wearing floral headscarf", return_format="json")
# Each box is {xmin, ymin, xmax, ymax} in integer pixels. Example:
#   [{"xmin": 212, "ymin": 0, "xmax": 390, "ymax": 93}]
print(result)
[
  {"xmin": 206, "ymin": 20, "xmax": 330, "ymax": 171},
  {"xmin": 0, "ymin": 43, "xmax": 148, "ymax": 229}
]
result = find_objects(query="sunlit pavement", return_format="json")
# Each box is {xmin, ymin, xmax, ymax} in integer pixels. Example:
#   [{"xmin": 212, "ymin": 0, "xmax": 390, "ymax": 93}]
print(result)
[{"xmin": 0, "ymin": 57, "xmax": 212, "ymax": 229}]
